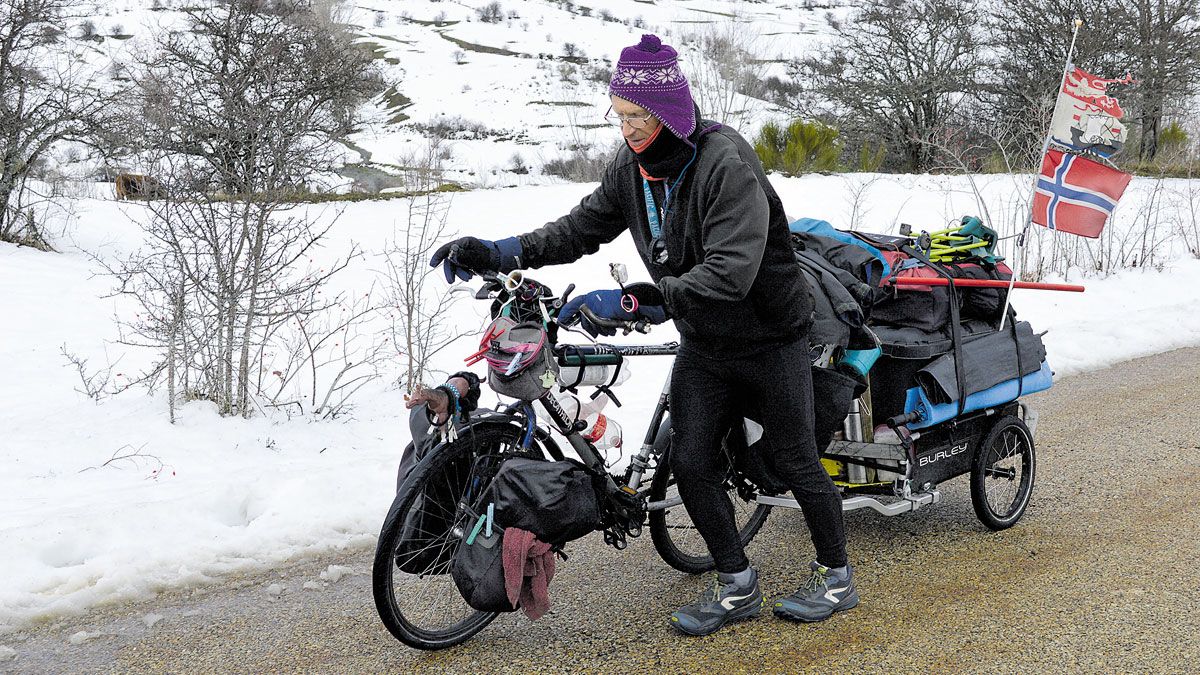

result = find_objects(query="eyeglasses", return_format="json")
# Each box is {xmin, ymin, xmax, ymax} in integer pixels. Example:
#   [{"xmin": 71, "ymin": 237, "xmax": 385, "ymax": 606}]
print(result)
[{"xmin": 603, "ymin": 106, "xmax": 655, "ymax": 129}]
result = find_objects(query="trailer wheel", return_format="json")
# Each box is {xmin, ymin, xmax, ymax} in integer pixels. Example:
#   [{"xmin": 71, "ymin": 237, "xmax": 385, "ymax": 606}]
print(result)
[{"xmin": 970, "ymin": 415, "xmax": 1036, "ymax": 530}]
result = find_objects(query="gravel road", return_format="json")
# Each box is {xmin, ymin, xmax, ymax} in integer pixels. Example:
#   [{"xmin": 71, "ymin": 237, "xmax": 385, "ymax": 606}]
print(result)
[{"xmin": 4, "ymin": 346, "xmax": 1199, "ymax": 674}]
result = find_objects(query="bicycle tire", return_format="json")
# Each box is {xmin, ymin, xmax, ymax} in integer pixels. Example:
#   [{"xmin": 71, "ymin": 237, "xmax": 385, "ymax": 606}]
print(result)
[
  {"xmin": 647, "ymin": 443, "xmax": 772, "ymax": 575},
  {"xmin": 372, "ymin": 421, "xmax": 530, "ymax": 650},
  {"xmin": 970, "ymin": 415, "xmax": 1036, "ymax": 530}
]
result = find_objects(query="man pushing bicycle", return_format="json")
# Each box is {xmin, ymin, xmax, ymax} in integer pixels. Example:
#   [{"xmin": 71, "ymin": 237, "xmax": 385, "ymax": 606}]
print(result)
[{"xmin": 429, "ymin": 33, "xmax": 858, "ymax": 636}]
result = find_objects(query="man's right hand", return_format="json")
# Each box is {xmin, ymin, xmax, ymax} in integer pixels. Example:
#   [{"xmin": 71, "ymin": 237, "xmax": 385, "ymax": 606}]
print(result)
[{"xmin": 429, "ymin": 236, "xmax": 522, "ymax": 283}]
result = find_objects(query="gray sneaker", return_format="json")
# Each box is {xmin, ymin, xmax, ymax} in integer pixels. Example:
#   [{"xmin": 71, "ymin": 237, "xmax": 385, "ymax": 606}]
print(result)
[
  {"xmin": 669, "ymin": 569, "xmax": 763, "ymax": 636},
  {"xmin": 773, "ymin": 561, "xmax": 859, "ymax": 622}
]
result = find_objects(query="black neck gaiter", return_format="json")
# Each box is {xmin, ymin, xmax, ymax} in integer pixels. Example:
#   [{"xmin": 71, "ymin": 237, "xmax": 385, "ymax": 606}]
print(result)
[{"xmin": 633, "ymin": 126, "xmax": 694, "ymax": 179}]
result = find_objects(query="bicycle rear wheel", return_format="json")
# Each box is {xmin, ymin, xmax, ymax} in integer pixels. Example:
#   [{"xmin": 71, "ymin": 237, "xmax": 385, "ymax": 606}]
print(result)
[
  {"xmin": 372, "ymin": 421, "xmax": 528, "ymax": 650},
  {"xmin": 647, "ymin": 444, "xmax": 771, "ymax": 575}
]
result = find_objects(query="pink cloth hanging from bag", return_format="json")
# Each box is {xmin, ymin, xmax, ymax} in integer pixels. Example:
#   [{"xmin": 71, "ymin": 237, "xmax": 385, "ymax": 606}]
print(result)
[{"xmin": 502, "ymin": 527, "xmax": 556, "ymax": 620}]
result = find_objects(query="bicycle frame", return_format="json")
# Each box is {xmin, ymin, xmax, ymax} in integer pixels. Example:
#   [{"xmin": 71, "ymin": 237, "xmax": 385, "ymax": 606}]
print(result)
[{"xmin": 533, "ymin": 342, "xmax": 680, "ymax": 512}]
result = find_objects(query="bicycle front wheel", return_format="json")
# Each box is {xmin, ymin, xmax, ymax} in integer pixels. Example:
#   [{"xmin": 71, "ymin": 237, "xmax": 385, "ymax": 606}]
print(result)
[
  {"xmin": 372, "ymin": 421, "xmax": 527, "ymax": 650},
  {"xmin": 647, "ymin": 445, "xmax": 771, "ymax": 575}
]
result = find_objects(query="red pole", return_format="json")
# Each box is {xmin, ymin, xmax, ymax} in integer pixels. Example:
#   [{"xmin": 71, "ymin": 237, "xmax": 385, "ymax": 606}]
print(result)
[{"xmin": 888, "ymin": 277, "xmax": 1085, "ymax": 293}]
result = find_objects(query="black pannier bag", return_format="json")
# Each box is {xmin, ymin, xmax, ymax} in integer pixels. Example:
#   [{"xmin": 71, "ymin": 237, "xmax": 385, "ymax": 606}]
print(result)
[
  {"xmin": 490, "ymin": 458, "xmax": 602, "ymax": 546},
  {"xmin": 450, "ymin": 524, "xmax": 516, "ymax": 613},
  {"xmin": 395, "ymin": 405, "xmax": 479, "ymax": 575}
]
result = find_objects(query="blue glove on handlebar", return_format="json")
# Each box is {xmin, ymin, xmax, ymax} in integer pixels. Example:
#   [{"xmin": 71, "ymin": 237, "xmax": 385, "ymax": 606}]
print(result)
[
  {"xmin": 558, "ymin": 283, "xmax": 668, "ymax": 337},
  {"xmin": 429, "ymin": 236, "xmax": 523, "ymax": 283}
]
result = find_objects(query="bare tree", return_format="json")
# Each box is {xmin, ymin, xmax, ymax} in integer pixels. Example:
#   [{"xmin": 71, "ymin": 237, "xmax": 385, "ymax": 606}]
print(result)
[
  {"xmin": 101, "ymin": 0, "xmax": 385, "ymax": 419},
  {"xmin": 379, "ymin": 193, "xmax": 469, "ymax": 394},
  {"xmin": 1112, "ymin": 0, "xmax": 1200, "ymax": 161},
  {"xmin": 682, "ymin": 20, "xmax": 769, "ymax": 131},
  {"xmin": 987, "ymin": 0, "xmax": 1142, "ymax": 167},
  {"xmin": 132, "ymin": 0, "xmax": 383, "ymax": 196},
  {"xmin": 0, "ymin": 0, "xmax": 106, "ymax": 248},
  {"xmin": 792, "ymin": 0, "xmax": 981, "ymax": 172}
]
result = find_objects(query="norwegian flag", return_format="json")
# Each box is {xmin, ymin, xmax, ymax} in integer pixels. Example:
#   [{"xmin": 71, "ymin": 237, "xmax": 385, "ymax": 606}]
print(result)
[{"xmin": 1032, "ymin": 148, "xmax": 1132, "ymax": 238}]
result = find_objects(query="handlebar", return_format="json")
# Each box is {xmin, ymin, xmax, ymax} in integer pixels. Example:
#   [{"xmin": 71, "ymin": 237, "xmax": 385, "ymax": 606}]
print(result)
[{"xmin": 578, "ymin": 305, "xmax": 651, "ymax": 335}]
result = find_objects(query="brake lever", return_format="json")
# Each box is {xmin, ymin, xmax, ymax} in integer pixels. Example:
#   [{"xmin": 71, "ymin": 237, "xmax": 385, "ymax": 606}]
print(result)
[{"xmin": 554, "ymin": 283, "xmax": 576, "ymax": 310}]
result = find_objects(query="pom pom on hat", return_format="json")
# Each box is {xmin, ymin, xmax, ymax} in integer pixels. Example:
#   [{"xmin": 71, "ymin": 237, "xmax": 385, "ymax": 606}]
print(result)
[{"xmin": 637, "ymin": 34, "xmax": 661, "ymax": 52}]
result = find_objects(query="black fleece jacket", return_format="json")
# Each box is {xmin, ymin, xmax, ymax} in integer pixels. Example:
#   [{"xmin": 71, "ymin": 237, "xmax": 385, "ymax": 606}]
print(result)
[{"xmin": 518, "ymin": 120, "xmax": 814, "ymax": 352}]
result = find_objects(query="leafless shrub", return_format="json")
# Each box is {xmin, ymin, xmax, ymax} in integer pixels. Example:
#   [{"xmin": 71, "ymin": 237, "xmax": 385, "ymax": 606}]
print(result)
[
  {"xmin": 543, "ymin": 144, "xmax": 615, "ymax": 183},
  {"xmin": 413, "ymin": 116, "xmax": 503, "ymax": 141},
  {"xmin": 59, "ymin": 344, "xmax": 135, "ymax": 401},
  {"xmin": 261, "ymin": 288, "xmax": 386, "ymax": 419},
  {"xmin": 1172, "ymin": 181, "xmax": 1200, "ymax": 258},
  {"xmin": 682, "ymin": 20, "xmax": 768, "ymax": 131},
  {"xmin": 79, "ymin": 443, "xmax": 171, "ymax": 479},
  {"xmin": 476, "ymin": 1, "xmax": 503, "ymax": 23},
  {"xmin": 378, "ymin": 192, "xmax": 469, "ymax": 393},
  {"xmin": 557, "ymin": 63, "xmax": 578, "ymax": 84}
]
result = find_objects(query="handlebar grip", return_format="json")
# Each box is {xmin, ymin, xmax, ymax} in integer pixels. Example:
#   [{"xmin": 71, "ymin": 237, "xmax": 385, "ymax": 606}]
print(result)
[{"xmin": 577, "ymin": 305, "xmax": 632, "ymax": 330}]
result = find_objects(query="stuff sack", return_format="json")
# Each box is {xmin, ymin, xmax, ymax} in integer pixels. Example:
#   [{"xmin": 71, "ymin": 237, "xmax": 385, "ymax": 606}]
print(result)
[
  {"xmin": 870, "ymin": 251, "xmax": 1013, "ymax": 331},
  {"xmin": 915, "ymin": 320, "xmax": 1047, "ymax": 404},
  {"xmin": 450, "ymin": 525, "xmax": 517, "ymax": 613},
  {"xmin": 490, "ymin": 458, "xmax": 601, "ymax": 546},
  {"xmin": 482, "ymin": 317, "xmax": 559, "ymax": 401}
]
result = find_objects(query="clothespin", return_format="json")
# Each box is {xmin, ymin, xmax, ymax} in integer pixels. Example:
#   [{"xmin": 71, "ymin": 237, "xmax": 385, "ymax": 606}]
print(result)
[{"xmin": 504, "ymin": 352, "xmax": 522, "ymax": 375}]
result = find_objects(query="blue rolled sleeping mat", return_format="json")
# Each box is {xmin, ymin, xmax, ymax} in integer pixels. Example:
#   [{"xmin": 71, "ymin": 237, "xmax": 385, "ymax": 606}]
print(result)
[{"xmin": 904, "ymin": 362, "xmax": 1053, "ymax": 430}]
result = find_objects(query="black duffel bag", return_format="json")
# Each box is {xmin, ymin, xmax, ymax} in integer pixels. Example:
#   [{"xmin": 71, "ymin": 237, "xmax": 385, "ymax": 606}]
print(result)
[{"xmin": 490, "ymin": 458, "xmax": 602, "ymax": 546}]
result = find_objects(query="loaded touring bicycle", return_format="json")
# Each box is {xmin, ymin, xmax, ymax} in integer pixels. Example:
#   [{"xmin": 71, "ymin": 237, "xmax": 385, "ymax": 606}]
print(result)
[{"xmin": 373, "ymin": 217, "xmax": 1050, "ymax": 650}]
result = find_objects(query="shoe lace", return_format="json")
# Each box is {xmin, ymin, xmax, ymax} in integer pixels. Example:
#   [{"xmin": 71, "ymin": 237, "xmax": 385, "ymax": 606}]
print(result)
[
  {"xmin": 701, "ymin": 572, "xmax": 723, "ymax": 603},
  {"xmin": 800, "ymin": 568, "xmax": 829, "ymax": 593}
]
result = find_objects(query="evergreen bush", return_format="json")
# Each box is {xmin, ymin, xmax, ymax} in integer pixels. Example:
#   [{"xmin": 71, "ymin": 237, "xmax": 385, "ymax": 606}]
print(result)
[{"xmin": 753, "ymin": 119, "xmax": 842, "ymax": 174}]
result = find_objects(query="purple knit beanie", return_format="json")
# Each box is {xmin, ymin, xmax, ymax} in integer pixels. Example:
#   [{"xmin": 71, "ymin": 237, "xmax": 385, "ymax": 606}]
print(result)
[{"xmin": 609, "ymin": 34, "xmax": 697, "ymax": 144}]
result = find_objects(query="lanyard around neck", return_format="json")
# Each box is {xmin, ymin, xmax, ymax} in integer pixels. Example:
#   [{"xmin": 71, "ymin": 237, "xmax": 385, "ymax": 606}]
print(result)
[{"xmin": 641, "ymin": 150, "xmax": 697, "ymax": 239}]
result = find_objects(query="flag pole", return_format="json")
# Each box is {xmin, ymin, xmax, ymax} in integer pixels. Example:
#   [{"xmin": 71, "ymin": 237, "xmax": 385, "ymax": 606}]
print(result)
[{"xmin": 999, "ymin": 18, "xmax": 1083, "ymax": 330}]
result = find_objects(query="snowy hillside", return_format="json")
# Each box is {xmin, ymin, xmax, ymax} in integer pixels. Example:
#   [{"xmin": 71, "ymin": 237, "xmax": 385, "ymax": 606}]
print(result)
[{"xmin": 57, "ymin": 0, "xmax": 838, "ymax": 186}]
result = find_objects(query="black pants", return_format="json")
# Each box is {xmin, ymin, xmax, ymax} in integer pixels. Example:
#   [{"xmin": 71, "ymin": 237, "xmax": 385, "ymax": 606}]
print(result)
[{"xmin": 669, "ymin": 337, "xmax": 848, "ymax": 573}]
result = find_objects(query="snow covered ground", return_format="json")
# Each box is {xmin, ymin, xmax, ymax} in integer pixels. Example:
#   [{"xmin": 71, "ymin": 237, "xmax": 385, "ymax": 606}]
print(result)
[{"xmin": 3, "ymin": 171, "xmax": 1200, "ymax": 634}]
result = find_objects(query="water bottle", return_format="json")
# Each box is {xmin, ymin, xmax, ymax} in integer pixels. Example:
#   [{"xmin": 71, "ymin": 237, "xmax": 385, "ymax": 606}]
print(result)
[
  {"xmin": 539, "ymin": 392, "xmax": 623, "ymax": 451},
  {"xmin": 556, "ymin": 363, "xmax": 632, "ymax": 388}
]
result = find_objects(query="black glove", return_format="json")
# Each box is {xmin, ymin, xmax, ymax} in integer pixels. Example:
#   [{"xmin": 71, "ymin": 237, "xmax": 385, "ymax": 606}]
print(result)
[{"xmin": 429, "ymin": 236, "xmax": 522, "ymax": 283}]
